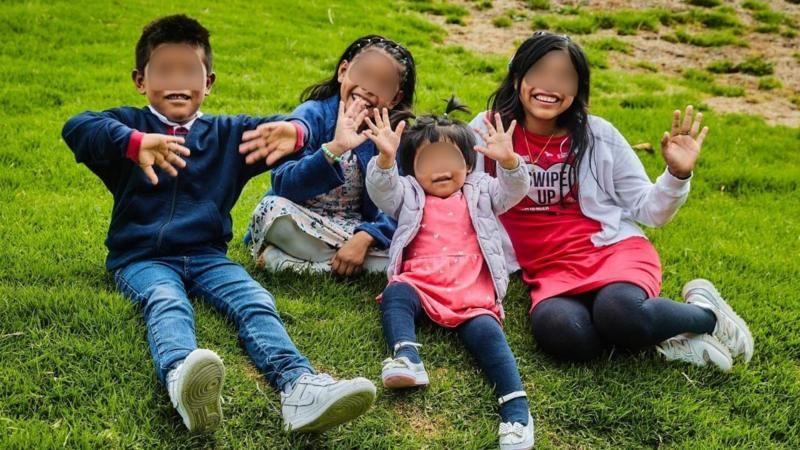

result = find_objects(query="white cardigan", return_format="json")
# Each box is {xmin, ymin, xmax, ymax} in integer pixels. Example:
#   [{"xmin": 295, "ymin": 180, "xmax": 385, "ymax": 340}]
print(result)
[{"xmin": 469, "ymin": 112, "xmax": 691, "ymax": 271}]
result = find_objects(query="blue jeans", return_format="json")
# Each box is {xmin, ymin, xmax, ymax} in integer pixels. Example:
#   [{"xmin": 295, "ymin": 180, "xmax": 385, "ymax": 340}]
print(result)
[
  {"xmin": 114, "ymin": 252, "xmax": 314, "ymax": 391},
  {"xmin": 380, "ymin": 282, "xmax": 529, "ymax": 425}
]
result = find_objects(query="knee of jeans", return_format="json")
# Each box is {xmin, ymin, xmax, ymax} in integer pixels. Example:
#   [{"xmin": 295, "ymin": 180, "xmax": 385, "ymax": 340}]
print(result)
[
  {"xmin": 140, "ymin": 283, "xmax": 191, "ymax": 317},
  {"xmin": 461, "ymin": 315, "xmax": 503, "ymax": 344},
  {"xmin": 380, "ymin": 283, "xmax": 417, "ymax": 311}
]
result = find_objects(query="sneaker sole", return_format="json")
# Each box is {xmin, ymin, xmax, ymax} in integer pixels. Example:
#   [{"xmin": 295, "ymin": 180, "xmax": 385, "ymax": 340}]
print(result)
[
  {"xmin": 179, "ymin": 349, "xmax": 225, "ymax": 433},
  {"xmin": 382, "ymin": 369, "xmax": 429, "ymax": 389},
  {"xmin": 287, "ymin": 381, "xmax": 376, "ymax": 433},
  {"xmin": 683, "ymin": 279, "xmax": 754, "ymax": 363}
]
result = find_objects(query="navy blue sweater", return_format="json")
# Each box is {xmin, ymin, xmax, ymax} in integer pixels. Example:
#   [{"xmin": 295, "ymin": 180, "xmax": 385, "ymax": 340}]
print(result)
[
  {"xmin": 62, "ymin": 106, "xmax": 306, "ymax": 271},
  {"xmin": 264, "ymin": 95, "xmax": 396, "ymax": 249}
]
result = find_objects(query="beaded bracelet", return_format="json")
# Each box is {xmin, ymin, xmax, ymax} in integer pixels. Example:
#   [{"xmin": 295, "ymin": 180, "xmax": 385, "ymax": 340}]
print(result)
[{"xmin": 321, "ymin": 144, "xmax": 342, "ymax": 163}]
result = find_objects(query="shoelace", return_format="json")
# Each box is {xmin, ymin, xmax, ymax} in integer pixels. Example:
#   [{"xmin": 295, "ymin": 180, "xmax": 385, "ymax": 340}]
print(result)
[
  {"xmin": 499, "ymin": 421, "xmax": 525, "ymax": 438},
  {"xmin": 299, "ymin": 373, "xmax": 335, "ymax": 386},
  {"xmin": 383, "ymin": 358, "xmax": 413, "ymax": 369}
]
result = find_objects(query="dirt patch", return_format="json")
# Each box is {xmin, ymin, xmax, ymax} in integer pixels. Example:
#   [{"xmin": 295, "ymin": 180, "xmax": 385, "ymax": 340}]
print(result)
[{"xmin": 424, "ymin": 0, "xmax": 800, "ymax": 128}]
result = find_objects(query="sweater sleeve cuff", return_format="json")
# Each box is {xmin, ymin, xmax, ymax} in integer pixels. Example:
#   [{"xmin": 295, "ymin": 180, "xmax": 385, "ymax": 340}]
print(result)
[
  {"xmin": 289, "ymin": 121, "xmax": 305, "ymax": 151},
  {"xmin": 657, "ymin": 167, "xmax": 692, "ymax": 195},
  {"xmin": 126, "ymin": 130, "xmax": 144, "ymax": 162}
]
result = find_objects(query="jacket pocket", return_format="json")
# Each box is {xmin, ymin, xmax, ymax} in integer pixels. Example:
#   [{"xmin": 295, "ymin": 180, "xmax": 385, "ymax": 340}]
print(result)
[
  {"xmin": 106, "ymin": 195, "xmax": 166, "ymax": 250},
  {"xmin": 160, "ymin": 200, "xmax": 227, "ymax": 250}
]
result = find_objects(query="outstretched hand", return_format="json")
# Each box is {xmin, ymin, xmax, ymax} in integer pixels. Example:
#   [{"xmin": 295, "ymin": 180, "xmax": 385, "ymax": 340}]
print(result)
[
  {"xmin": 661, "ymin": 105, "xmax": 709, "ymax": 179},
  {"xmin": 474, "ymin": 112, "xmax": 519, "ymax": 170},
  {"xmin": 138, "ymin": 134, "xmax": 191, "ymax": 185},
  {"xmin": 239, "ymin": 121, "xmax": 299, "ymax": 166},
  {"xmin": 364, "ymin": 107, "xmax": 406, "ymax": 169}
]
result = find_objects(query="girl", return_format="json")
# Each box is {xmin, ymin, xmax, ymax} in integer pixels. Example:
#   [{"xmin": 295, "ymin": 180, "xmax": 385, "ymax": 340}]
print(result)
[
  {"xmin": 471, "ymin": 32, "xmax": 753, "ymax": 369},
  {"xmin": 365, "ymin": 101, "xmax": 535, "ymax": 450},
  {"xmin": 241, "ymin": 35, "xmax": 415, "ymax": 276}
]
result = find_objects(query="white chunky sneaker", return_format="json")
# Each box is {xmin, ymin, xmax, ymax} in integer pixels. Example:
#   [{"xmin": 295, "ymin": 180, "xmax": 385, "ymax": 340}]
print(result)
[
  {"xmin": 256, "ymin": 245, "xmax": 331, "ymax": 273},
  {"xmin": 683, "ymin": 278, "xmax": 754, "ymax": 363},
  {"xmin": 656, "ymin": 334, "xmax": 733, "ymax": 371},
  {"xmin": 281, "ymin": 373, "xmax": 376, "ymax": 433},
  {"xmin": 381, "ymin": 356, "xmax": 429, "ymax": 388},
  {"xmin": 166, "ymin": 349, "xmax": 225, "ymax": 433},
  {"xmin": 499, "ymin": 413, "xmax": 535, "ymax": 450}
]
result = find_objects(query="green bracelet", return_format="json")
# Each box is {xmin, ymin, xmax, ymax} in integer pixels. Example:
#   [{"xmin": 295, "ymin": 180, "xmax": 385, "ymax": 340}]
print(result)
[{"xmin": 321, "ymin": 144, "xmax": 342, "ymax": 163}]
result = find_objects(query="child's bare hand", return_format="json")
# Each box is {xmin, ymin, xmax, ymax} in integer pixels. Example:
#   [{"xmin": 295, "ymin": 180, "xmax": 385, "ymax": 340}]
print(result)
[
  {"xmin": 474, "ymin": 113, "xmax": 518, "ymax": 170},
  {"xmin": 330, "ymin": 231, "xmax": 373, "ymax": 277},
  {"xmin": 239, "ymin": 121, "xmax": 299, "ymax": 166},
  {"xmin": 138, "ymin": 133, "xmax": 191, "ymax": 185},
  {"xmin": 364, "ymin": 107, "xmax": 405, "ymax": 169},
  {"xmin": 661, "ymin": 105, "xmax": 709, "ymax": 179},
  {"xmin": 325, "ymin": 99, "xmax": 369, "ymax": 158}
]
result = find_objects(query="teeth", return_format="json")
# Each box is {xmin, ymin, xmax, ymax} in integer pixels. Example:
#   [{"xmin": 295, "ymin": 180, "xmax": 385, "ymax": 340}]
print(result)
[{"xmin": 534, "ymin": 94, "xmax": 559, "ymax": 103}]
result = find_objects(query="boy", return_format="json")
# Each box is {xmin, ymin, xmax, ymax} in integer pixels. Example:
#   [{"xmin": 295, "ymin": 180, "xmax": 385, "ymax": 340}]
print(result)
[{"xmin": 61, "ymin": 14, "xmax": 376, "ymax": 434}]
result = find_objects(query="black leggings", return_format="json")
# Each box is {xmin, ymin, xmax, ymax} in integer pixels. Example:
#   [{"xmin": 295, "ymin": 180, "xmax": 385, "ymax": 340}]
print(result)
[{"xmin": 529, "ymin": 282, "xmax": 716, "ymax": 362}]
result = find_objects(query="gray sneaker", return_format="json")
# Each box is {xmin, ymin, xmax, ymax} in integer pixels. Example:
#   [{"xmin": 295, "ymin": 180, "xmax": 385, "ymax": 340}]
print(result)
[
  {"xmin": 683, "ymin": 279, "xmax": 754, "ymax": 363},
  {"xmin": 381, "ymin": 356, "xmax": 429, "ymax": 388},
  {"xmin": 281, "ymin": 373, "xmax": 376, "ymax": 433},
  {"xmin": 656, "ymin": 334, "xmax": 733, "ymax": 371},
  {"xmin": 166, "ymin": 349, "xmax": 225, "ymax": 432}
]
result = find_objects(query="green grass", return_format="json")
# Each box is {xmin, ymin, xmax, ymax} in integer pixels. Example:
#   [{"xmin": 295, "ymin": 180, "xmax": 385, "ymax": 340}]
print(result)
[{"xmin": 2, "ymin": 0, "xmax": 800, "ymax": 449}]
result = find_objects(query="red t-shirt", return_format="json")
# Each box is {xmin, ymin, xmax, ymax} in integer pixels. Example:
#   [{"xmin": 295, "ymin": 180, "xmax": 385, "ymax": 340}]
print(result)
[{"xmin": 486, "ymin": 123, "xmax": 662, "ymax": 310}]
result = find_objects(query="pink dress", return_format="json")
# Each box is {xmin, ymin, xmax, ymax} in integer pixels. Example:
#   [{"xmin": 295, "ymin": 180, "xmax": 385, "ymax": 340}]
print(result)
[{"xmin": 389, "ymin": 191, "xmax": 501, "ymax": 327}]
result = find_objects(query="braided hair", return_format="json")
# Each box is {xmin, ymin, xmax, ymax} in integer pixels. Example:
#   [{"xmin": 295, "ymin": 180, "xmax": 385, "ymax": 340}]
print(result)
[
  {"xmin": 301, "ymin": 34, "xmax": 416, "ymax": 126},
  {"xmin": 398, "ymin": 96, "xmax": 476, "ymax": 177}
]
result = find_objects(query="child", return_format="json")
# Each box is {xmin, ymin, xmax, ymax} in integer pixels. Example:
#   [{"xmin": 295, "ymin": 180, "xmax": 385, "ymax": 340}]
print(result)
[
  {"xmin": 61, "ymin": 15, "xmax": 376, "ymax": 434},
  {"xmin": 364, "ymin": 101, "xmax": 535, "ymax": 450},
  {"xmin": 471, "ymin": 32, "xmax": 753, "ymax": 369},
  {"xmin": 242, "ymin": 35, "xmax": 415, "ymax": 276}
]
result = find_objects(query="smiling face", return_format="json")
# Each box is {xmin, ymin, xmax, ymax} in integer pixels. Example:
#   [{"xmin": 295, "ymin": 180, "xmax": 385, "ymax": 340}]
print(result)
[
  {"xmin": 413, "ymin": 141, "xmax": 468, "ymax": 198},
  {"xmin": 337, "ymin": 48, "xmax": 404, "ymax": 115},
  {"xmin": 132, "ymin": 43, "xmax": 215, "ymax": 123},
  {"xmin": 517, "ymin": 49, "xmax": 578, "ymax": 126}
]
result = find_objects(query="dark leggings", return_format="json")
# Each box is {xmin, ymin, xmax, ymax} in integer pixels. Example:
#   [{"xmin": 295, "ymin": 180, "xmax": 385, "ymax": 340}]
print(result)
[
  {"xmin": 530, "ymin": 282, "xmax": 717, "ymax": 362},
  {"xmin": 381, "ymin": 282, "xmax": 529, "ymax": 425}
]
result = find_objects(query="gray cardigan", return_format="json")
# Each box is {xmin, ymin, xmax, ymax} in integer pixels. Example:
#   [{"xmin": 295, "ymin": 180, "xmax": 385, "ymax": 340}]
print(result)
[
  {"xmin": 470, "ymin": 112, "xmax": 692, "ymax": 272},
  {"xmin": 365, "ymin": 155, "xmax": 530, "ymax": 303}
]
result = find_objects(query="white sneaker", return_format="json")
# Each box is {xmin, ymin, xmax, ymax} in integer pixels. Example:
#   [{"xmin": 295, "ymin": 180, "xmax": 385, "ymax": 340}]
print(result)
[
  {"xmin": 256, "ymin": 245, "xmax": 331, "ymax": 273},
  {"xmin": 381, "ymin": 357, "xmax": 429, "ymax": 388},
  {"xmin": 281, "ymin": 373, "xmax": 376, "ymax": 433},
  {"xmin": 683, "ymin": 279, "xmax": 754, "ymax": 363},
  {"xmin": 656, "ymin": 334, "xmax": 733, "ymax": 371},
  {"xmin": 166, "ymin": 349, "xmax": 225, "ymax": 432},
  {"xmin": 499, "ymin": 413, "xmax": 535, "ymax": 450}
]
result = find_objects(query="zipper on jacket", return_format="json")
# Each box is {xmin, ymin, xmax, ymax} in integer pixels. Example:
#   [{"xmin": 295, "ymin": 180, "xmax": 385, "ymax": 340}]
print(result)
[{"xmin": 155, "ymin": 175, "xmax": 179, "ymax": 253}]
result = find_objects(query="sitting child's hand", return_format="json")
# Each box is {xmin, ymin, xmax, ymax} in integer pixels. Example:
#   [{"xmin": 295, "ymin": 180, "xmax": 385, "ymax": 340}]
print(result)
[
  {"xmin": 331, "ymin": 231, "xmax": 374, "ymax": 277},
  {"xmin": 239, "ymin": 121, "xmax": 299, "ymax": 166},
  {"xmin": 364, "ymin": 107, "xmax": 406, "ymax": 170},
  {"xmin": 660, "ymin": 105, "xmax": 709, "ymax": 179},
  {"xmin": 474, "ymin": 112, "xmax": 519, "ymax": 170},
  {"xmin": 139, "ymin": 133, "xmax": 191, "ymax": 185}
]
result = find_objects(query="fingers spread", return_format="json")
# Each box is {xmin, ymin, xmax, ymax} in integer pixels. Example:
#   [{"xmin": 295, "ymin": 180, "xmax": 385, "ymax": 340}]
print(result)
[
  {"xmin": 671, "ymin": 110, "xmax": 681, "ymax": 136},
  {"xmin": 696, "ymin": 126, "xmax": 709, "ymax": 148},
  {"xmin": 681, "ymin": 105, "xmax": 693, "ymax": 134},
  {"xmin": 690, "ymin": 112, "xmax": 703, "ymax": 138}
]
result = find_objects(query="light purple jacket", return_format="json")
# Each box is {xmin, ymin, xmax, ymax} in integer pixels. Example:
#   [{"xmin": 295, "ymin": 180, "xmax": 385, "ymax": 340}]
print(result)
[{"xmin": 365, "ymin": 155, "xmax": 530, "ymax": 303}]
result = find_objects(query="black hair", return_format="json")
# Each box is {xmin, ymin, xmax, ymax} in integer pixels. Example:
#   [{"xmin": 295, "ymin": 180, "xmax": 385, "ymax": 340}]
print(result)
[
  {"xmin": 301, "ymin": 34, "xmax": 416, "ymax": 126},
  {"xmin": 487, "ymin": 31, "xmax": 594, "ymax": 202},
  {"xmin": 398, "ymin": 96, "xmax": 476, "ymax": 177},
  {"xmin": 135, "ymin": 14, "xmax": 213, "ymax": 73}
]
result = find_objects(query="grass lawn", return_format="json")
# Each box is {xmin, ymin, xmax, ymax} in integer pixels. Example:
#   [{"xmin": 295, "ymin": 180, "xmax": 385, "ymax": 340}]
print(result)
[{"xmin": 2, "ymin": 0, "xmax": 799, "ymax": 448}]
